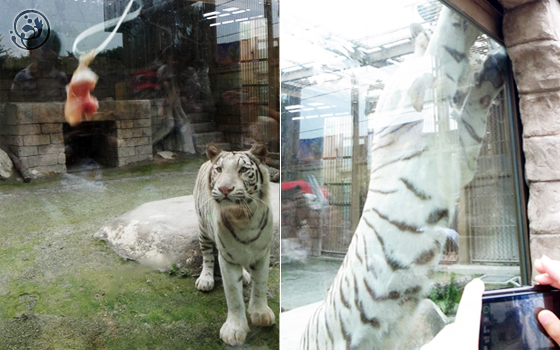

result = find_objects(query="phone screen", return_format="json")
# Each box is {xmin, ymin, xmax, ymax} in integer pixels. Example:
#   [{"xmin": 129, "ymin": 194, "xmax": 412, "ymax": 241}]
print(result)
[{"xmin": 480, "ymin": 287, "xmax": 560, "ymax": 350}]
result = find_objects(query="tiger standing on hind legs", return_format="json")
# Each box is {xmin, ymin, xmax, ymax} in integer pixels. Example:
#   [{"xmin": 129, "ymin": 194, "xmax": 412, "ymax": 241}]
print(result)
[
  {"xmin": 300, "ymin": 6, "xmax": 508, "ymax": 350},
  {"xmin": 194, "ymin": 142, "xmax": 275, "ymax": 346}
]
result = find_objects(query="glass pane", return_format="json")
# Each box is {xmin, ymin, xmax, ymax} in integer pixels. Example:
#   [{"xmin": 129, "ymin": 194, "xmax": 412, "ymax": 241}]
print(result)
[
  {"xmin": 280, "ymin": 0, "xmax": 523, "ymax": 348},
  {"xmin": 0, "ymin": 0, "xmax": 279, "ymax": 348}
]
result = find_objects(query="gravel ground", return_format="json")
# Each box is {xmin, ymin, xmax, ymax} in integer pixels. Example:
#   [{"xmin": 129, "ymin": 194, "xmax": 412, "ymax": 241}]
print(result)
[{"xmin": 0, "ymin": 154, "xmax": 280, "ymax": 350}]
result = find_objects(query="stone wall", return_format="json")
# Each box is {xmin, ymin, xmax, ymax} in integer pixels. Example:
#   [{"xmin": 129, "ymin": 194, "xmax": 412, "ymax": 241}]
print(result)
[
  {"xmin": 0, "ymin": 100, "xmax": 153, "ymax": 175},
  {"xmin": 498, "ymin": 0, "xmax": 560, "ymax": 276}
]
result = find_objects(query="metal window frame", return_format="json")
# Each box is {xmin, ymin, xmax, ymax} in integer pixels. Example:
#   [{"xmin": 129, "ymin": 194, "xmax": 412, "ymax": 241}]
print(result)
[
  {"xmin": 443, "ymin": 0, "xmax": 531, "ymax": 285},
  {"xmin": 442, "ymin": 0, "xmax": 504, "ymax": 44}
]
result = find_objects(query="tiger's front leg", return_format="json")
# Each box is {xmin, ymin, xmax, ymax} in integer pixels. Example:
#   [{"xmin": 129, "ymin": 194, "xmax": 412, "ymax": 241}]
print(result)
[
  {"xmin": 195, "ymin": 227, "xmax": 215, "ymax": 291},
  {"xmin": 218, "ymin": 253, "xmax": 250, "ymax": 346},
  {"xmin": 248, "ymin": 251, "xmax": 276, "ymax": 326}
]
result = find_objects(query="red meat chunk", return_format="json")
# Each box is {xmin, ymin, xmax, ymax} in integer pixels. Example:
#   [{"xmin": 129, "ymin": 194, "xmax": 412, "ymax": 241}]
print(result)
[{"xmin": 65, "ymin": 51, "xmax": 99, "ymax": 126}]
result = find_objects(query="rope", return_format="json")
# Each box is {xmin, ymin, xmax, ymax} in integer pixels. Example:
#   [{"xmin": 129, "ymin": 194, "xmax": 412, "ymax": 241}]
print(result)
[{"xmin": 72, "ymin": 0, "xmax": 142, "ymax": 57}]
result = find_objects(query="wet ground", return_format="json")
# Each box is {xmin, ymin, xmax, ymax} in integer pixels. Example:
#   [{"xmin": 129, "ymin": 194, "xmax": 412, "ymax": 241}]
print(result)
[{"xmin": 0, "ymin": 154, "xmax": 279, "ymax": 350}]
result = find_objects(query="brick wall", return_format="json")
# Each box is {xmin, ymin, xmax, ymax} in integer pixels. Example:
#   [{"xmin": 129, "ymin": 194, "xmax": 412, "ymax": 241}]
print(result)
[
  {"xmin": 498, "ymin": 0, "xmax": 560, "ymax": 276},
  {"xmin": 0, "ymin": 100, "xmax": 153, "ymax": 175}
]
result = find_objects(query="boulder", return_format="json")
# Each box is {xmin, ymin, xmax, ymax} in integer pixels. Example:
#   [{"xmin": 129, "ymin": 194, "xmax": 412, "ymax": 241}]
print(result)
[
  {"xmin": 0, "ymin": 148, "xmax": 13, "ymax": 180},
  {"xmin": 95, "ymin": 183, "xmax": 280, "ymax": 272}
]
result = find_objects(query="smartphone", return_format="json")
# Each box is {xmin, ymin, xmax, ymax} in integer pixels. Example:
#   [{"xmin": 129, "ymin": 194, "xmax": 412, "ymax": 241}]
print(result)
[{"xmin": 480, "ymin": 285, "xmax": 560, "ymax": 350}]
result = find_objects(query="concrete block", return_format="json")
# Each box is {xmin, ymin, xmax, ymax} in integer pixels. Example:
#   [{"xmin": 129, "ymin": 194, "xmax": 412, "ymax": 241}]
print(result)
[
  {"xmin": 41, "ymin": 123, "xmax": 62, "ymax": 134},
  {"xmin": 135, "ymin": 145, "xmax": 152, "ymax": 155},
  {"xmin": 141, "ymin": 127, "xmax": 152, "ymax": 138},
  {"xmin": 124, "ymin": 137, "xmax": 150, "ymax": 147},
  {"xmin": 504, "ymin": 0, "xmax": 560, "ymax": 47},
  {"xmin": 120, "ymin": 120, "xmax": 134, "ymax": 129},
  {"xmin": 27, "ymin": 154, "xmax": 59, "ymax": 167},
  {"xmin": 527, "ymin": 181, "xmax": 560, "ymax": 234},
  {"xmin": 16, "ymin": 124, "xmax": 41, "ymax": 135},
  {"xmin": 119, "ymin": 128, "xmax": 143, "ymax": 139},
  {"xmin": 50, "ymin": 133, "xmax": 64, "ymax": 144},
  {"xmin": 5, "ymin": 103, "xmax": 35, "ymax": 125},
  {"xmin": 32, "ymin": 103, "xmax": 64, "ymax": 123},
  {"xmin": 58, "ymin": 153, "xmax": 66, "ymax": 165},
  {"xmin": 97, "ymin": 100, "xmax": 117, "ymax": 115},
  {"xmin": 38, "ymin": 144, "xmax": 65, "ymax": 155},
  {"xmin": 118, "ymin": 147, "xmax": 135, "ymax": 157},
  {"xmin": 5, "ymin": 135, "xmax": 24, "ymax": 147},
  {"xmin": 520, "ymin": 91, "xmax": 560, "ymax": 137},
  {"xmin": 11, "ymin": 146, "xmax": 38, "ymax": 157},
  {"xmin": 36, "ymin": 164, "xmax": 66, "ymax": 174},
  {"xmin": 508, "ymin": 41, "xmax": 560, "ymax": 94},
  {"xmin": 134, "ymin": 119, "xmax": 151, "ymax": 128},
  {"xmin": 23, "ymin": 134, "xmax": 51, "ymax": 146}
]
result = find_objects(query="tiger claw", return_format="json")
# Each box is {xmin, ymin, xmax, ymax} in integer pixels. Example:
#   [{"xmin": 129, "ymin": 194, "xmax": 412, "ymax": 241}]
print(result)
[
  {"xmin": 249, "ymin": 306, "xmax": 275, "ymax": 326},
  {"xmin": 220, "ymin": 318, "xmax": 250, "ymax": 346},
  {"xmin": 195, "ymin": 275, "xmax": 214, "ymax": 291}
]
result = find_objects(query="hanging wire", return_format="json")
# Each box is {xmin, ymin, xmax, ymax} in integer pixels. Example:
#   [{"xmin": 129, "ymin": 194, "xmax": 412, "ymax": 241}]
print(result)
[{"xmin": 72, "ymin": 0, "xmax": 142, "ymax": 57}]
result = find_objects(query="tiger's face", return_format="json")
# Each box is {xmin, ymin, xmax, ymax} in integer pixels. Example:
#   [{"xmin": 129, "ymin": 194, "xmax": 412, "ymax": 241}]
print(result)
[{"xmin": 207, "ymin": 143, "xmax": 268, "ymax": 208}]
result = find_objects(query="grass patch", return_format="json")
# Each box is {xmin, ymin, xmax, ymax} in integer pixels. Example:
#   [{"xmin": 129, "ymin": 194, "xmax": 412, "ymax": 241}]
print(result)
[{"xmin": 0, "ymin": 158, "xmax": 279, "ymax": 349}]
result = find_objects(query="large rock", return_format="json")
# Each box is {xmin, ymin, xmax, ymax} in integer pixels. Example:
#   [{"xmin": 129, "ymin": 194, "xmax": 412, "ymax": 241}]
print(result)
[
  {"xmin": 0, "ymin": 148, "xmax": 13, "ymax": 180},
  {"xmin": 94, "ymin": 183, "xmax": 280, "ymax": 272},
  {"xmin": 279, "ymin": 299, "xmax": 448, "ymax": 350}
]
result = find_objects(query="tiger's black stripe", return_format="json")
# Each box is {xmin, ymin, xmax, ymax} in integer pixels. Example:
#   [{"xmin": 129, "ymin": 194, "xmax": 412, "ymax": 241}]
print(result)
[
  {"xmin": 367, "ymin": 207, "xmax": 421, "ymax": 233},
  {"xmin": 352, "ymin": 275, "xmax": 382, "ymax": 329},
  {"xmin": 221, "ymin": 208, "xmax": 269, "ymax": 244},
  {"xmin": 369, "ymin": 188, "xmax": 398, "ymax": 195},
  {"xmin": 362, "ymin": 216, "xmax": 408, "ymax": 271},
  {"xmin": 427, "ymin": 208, "xmax": 449, "ymax": 224},
  {"xmin": 361, "ymin": 233, "xmax": 378, "ymax": 278},
  {"xmin": 400, "ymin": 177, "xmax": 431, "ymax": 200},
  {"xmin": 443, "ymin": 45, "xmax": 466, "ymax": 63},
  {"xmin": 460, "ymin": 116, "xmax": 484, "ymax": 143},
  {"xmin": 370, "ymin": 148, "xmax": 427, "ymax": 176}
]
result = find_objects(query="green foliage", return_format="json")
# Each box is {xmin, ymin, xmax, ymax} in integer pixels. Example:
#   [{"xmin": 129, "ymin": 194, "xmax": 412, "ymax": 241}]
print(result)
[
  {"xmin": 428, "ymin": 272, "xmax": 459, "ymax": 315},
  {"xmin": 167, "ymin": 263, "xmax": 189, "ymax": 278}
]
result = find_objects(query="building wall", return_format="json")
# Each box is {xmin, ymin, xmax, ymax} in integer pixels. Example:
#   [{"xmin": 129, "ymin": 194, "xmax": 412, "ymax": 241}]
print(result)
[{"xmin": 499, "ymin": 0, "xmax": 560, "ymax": 277}]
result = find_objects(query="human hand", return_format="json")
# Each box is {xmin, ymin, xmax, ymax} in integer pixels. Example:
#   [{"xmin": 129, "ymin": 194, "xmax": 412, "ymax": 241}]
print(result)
[
  {"xmin": 535, "ymin": 255, "xmax": 560, "ymax": 345},
  {"xmin": 421, "ymin": 278, "xmax": 485, "ymax": 350}
]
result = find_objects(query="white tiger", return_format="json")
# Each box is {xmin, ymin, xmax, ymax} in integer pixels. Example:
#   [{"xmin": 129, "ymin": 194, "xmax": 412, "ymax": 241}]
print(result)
[
  {"xmin": 194, "ymin": 143, "xmax": 275, "ymax": 346},
  {"xmin": 300, "ymin": 7, "xmax": 507, "ymax": 349}
]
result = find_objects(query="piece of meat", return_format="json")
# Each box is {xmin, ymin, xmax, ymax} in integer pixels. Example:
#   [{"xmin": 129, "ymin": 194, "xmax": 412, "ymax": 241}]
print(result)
[{"xmin": 65, "ymin": 50, "xmax": 99, "ymax": 126}]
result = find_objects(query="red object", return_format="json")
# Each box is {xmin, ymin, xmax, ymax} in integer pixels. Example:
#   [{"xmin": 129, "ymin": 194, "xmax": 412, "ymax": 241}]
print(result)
[
  {"xmin": 281, "ymin": 180, "xmax": 331, "ymax": 198},
  {"xmin": 130, "ymin": 71, "xmax": 159, "ymax": 92},
  {"xmin": 65, "ymin": 51, "xmax": 99, "ymax": 126}
]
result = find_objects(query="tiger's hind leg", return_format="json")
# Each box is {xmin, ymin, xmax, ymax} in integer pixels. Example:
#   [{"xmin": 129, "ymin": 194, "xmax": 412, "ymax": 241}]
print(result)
[
  {"xmin": 195, "ymin": 227, "xmax": 215, "ymax": 292},
  {"xmin": 247, "ymin": 251, "xmax": 275, "ymax": 327}
]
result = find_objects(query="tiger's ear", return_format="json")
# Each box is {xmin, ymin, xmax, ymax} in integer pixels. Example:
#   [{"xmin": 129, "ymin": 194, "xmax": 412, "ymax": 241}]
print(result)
[
  {"xmin": 206, "ymin": 143, "xmax": 222, "ymax": 161},
  {"xmin": 249, "ymin": 142, "xmax": 268, "ymax": 163}
]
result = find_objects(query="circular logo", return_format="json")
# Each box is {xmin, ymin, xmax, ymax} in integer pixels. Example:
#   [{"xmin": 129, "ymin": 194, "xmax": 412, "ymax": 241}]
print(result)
[{"xmin": 10, "ymin": 10, "xmax": 50, "ymax": 50}]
